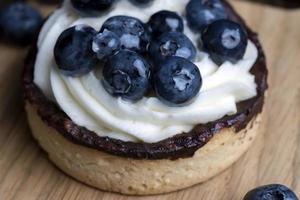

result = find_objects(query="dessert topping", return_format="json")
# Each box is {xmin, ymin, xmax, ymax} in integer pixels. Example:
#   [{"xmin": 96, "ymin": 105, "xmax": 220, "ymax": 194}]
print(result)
[
  {"xmin": 201, "ymin": 19, "xmax": 248, "ymax": 65},
  {"xmin": 92, "ymin": 29, "xmax": 121, "ymax": 60},
  {"xmin": 186, "ymin": 0, "xmax": 227, "ymax": 31},
  {"xmin": 148, "ymin": 10, "xmax": 184, "ymax": 37},
  {"xmin": 129, "ymin": 0, "xmax": 155, "ymax": 6},
  {"xmin": 149, "ymin": 32, "xmax": 197, "ymax": 64},
  {"xmin": 102, "ymin": 50, "xmax": 151, "ymax": 102},
  {"xmin": 100, "ymin": 15, "xmax": 150, "ymax": 53},
  {"xmin": 71, "ymin": 0, "xmax": 116, "ymax": 16},
  {"xmin": 53, "ymin": 0, "xmax": 250, "ymax": 106},
  {"xmin": 153, "ymin": 56, "xmax": 202, "ymax": 105},
  {"xmin": 54, "ymin": 25, "xmax": 98, "ymax": 76}
]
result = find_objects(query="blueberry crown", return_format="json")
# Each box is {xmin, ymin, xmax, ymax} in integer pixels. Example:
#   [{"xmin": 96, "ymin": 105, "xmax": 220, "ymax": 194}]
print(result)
[{"xmin": 53, "ymin": 0, "xmax": 248, "ymax": 106}]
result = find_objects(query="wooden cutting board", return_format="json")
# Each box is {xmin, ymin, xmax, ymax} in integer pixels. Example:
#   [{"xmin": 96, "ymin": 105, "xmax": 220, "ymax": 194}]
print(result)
[{"xmin": 0, "ymin": 1, "xmax": 299, "ymax": 199}]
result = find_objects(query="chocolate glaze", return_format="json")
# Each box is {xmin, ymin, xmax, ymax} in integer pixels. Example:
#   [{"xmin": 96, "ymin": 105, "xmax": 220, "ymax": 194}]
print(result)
[{"xmin": 22, "ymin": 0, "xmax": 268, "ymax": 160}]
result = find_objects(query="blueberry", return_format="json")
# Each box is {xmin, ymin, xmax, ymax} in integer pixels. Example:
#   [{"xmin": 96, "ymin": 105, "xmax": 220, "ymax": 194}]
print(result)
[
  {"xmin": 38, "ymin": 0, "xmax": 62, "ymax": 4},
  {"xmin": 243, "ymin": 184, "xmax": 299, "ymax": 200},
  {"xmin": 92, "ymin": 30, "xmax": 121, "ymax": 60},
  {"xmin": 71, "ymin": 0, "xmax": 116, "ymax": 16},
  {"xmin": 102, "ymin": 50, "xmax": 151, "ymax": 102},
  {"xmin": 148, "ymin": 10, "xmax": 184, "ymax": 38},
  {"xmin": 153, "ymin": 57, "xmax": 202, "ymax": 106},
  {"xmin": 100, "ymin": 16, "xmax": 150, "ymax": 53},
  {"xmin": 186, "ymin": 0, "xmax": 227, "ymax": 31},
  {"xmin": 129, "ymin": 0, "xmax": 154, "ymax": 6},
  {"xmin": 201, "ymin": 19, "xmax": 248, "ymax": 65},
  {"xmin": 149, "ymin": 32, "xmax": 196, "ymax": 64},
  {"xmin": 54, "ymin": 25, "xmax": 98, "ymax": 76},
  {"xmin": 0, "ymin": 2, "xmax": 43, "ymax": 45}
]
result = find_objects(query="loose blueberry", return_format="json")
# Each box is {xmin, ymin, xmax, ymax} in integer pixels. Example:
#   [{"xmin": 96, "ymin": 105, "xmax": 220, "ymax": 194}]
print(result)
[
  {"xmin": 54, "ymin": 25, "xmax": 98, "ymax": 76},
  {"xmin": 102, "ymin": 50, "xmax": 151, "ymax": 102},
  {"xmin": 129, "ymin": 0, "xmax": 154, "ymax": 6},
  {"xmin": 201, "ymin": 19, "xmax": 248, "ymax": 65},
  {"xmin": 0, "ymin": 2, "xmax": 43, "ymax": 45},
  {"xmin": 100, "ymin": 16, "xmax": 150, "ymax": 53},
  {"xmin": 149, "ymin": 32, "xmax": 196, "ymax": 64},
  {"xmin": 71, "ymin": 0, "xmax": 115, "ymax": 16},
  {"xmin": 153, "ymin": 57, "xmax": 202, "ymax": 106},
  {"xmin": 186, "ymin": 0, "xmax": 227, "ymax": 31},
  {"xmin": 92, "ymin": 30, "xmax": 121, "ymax": 60},
  {"xmin": 148, "ymin": 10, "xmax": 184, "ymax": 37},
  {"xmin": 243, "ymin": 184, "xmax": 299, "ymax": 200}
]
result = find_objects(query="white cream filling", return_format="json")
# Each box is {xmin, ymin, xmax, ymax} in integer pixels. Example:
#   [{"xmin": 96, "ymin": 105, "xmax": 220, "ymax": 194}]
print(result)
[{"xmin": 34, "ymin": 0, "xmax": 258, "ymax": 143}]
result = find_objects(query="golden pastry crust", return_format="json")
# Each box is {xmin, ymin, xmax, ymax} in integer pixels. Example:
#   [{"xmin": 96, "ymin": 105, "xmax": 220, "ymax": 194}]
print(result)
[{"xmin": 26, "ymin": 102, "xmax": 263, "ymax": 195}]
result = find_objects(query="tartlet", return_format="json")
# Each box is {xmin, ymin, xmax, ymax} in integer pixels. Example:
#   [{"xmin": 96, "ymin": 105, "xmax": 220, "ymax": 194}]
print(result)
[{"xmin": 23, "ymin": 0, "xmax": 268, "ymax": 195}]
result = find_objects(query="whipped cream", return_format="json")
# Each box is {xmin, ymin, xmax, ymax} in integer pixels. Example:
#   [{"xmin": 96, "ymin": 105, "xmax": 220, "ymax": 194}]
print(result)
[{"xmin": 34, "ymin": 0, "xmax": 258, "ymax": 143}]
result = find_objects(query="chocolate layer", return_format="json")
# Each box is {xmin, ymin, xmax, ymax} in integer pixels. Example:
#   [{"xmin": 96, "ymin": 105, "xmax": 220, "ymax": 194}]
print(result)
[{"xmin": 22, "ymin": 0, "xmax": 268, "ymax": 160}]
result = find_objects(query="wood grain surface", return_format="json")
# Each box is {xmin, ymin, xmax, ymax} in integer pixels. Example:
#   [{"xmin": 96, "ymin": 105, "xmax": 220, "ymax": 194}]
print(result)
[{"xmin": 0, "ymin": 1, "xmax": 299, "ymax": 199}]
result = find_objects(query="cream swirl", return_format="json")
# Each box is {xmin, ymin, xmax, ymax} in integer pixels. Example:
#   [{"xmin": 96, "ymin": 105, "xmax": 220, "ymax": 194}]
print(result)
[{"xmin": 34, "ymin": 0, "xmax": 258, "ymax": 143}]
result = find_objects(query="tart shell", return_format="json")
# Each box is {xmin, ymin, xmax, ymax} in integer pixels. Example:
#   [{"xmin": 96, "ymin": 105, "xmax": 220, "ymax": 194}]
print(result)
[
  {"xmin": 22, "ymin": 0, "xmax": 268, "ymax": 195},
  {"xmin": 26, "ymin": 102, "xmax": 263, "ymax": 195},
  {"xmin": 22, "ymin": 0, "xmax": 268, "ymax": 160}
]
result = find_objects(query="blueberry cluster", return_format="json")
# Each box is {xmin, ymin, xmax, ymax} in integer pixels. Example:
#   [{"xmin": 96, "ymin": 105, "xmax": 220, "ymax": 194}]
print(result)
[{"xmin": 54, "ymin": 0, "xmax": 248, "ymax": 106}]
